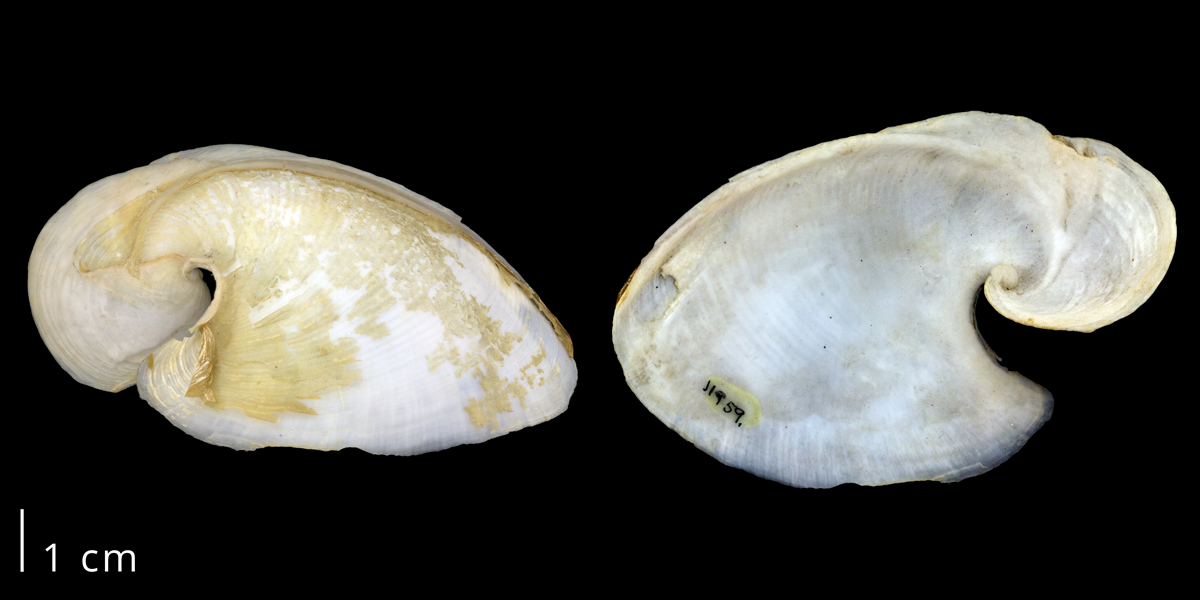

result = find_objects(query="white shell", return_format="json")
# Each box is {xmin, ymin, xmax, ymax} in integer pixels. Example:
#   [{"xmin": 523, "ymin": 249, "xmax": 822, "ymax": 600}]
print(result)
[
  {"xmin": 29, "ymin": 145, "xmax": 576, "ymax": 453},
  {"xmin": 612, "ymin": 113, "xmax": 1175, "ymax": 487}
]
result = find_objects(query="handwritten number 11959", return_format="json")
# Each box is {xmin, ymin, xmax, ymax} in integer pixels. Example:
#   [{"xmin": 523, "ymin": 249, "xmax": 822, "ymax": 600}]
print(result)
[{"xmin": 702, "ymin": 380, "xmax": 745, "ymax": 426}]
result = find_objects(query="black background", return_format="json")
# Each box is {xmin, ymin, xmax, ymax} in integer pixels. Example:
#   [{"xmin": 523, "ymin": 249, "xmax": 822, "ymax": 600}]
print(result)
[{"xmin": 10, "ymin": 39, "xmax": 1187, "ymax": 586}]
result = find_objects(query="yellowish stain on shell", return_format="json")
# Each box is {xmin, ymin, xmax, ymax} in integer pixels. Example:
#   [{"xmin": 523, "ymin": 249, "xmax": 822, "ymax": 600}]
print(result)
[{"xmin": 76, "ymin": 168, "xmax": 569, "ymax": 426}]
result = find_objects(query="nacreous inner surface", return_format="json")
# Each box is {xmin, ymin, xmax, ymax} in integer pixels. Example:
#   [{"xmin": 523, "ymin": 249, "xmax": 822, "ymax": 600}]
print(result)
[{"xmin": 614, "ymin": 115, "xmax": 1173, "ymax": 487}]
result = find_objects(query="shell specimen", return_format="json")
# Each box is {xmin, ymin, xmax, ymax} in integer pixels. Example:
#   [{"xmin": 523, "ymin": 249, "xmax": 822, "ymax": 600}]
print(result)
[
  {"xmin": 612, "ymin": 113, "xmax": 1175, "ymax": 487},
  {"xmin": 29, "ymin": 145, "xmax": 576, "ymax": 453}
]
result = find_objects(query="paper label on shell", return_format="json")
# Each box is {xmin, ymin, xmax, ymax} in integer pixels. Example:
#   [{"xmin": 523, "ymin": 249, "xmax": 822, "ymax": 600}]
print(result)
[{"xmin": 700, "ymin": 376, "xmax": 761, "ymax": 428}]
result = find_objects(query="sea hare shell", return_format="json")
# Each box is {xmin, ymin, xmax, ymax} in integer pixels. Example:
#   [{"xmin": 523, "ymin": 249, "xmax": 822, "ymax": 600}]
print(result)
[
  {"xmin": 29, "ymin": 145, "xmax": 577, "ymax": 453},
  {"xmin": 613, "ymin": 113, "xmax": 1175, "ymax": 487}
]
